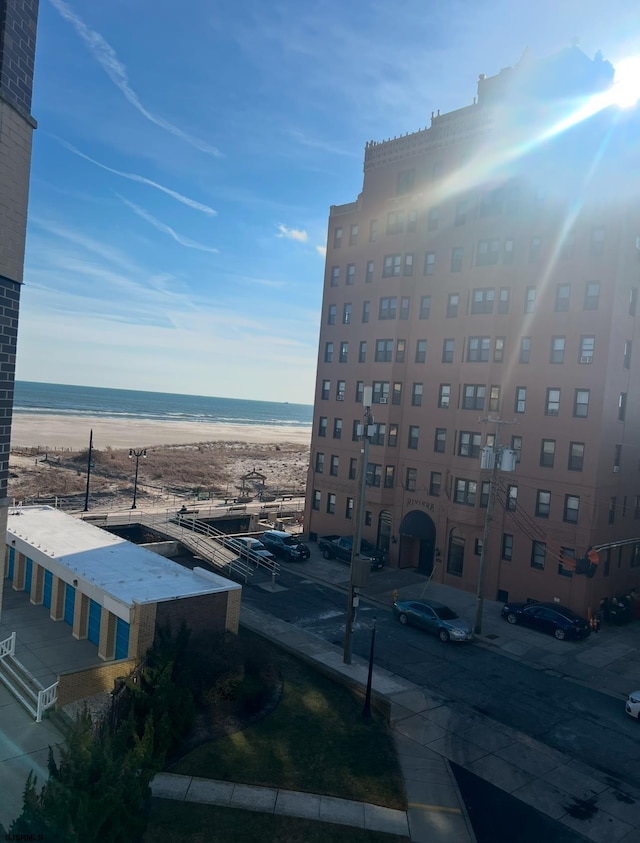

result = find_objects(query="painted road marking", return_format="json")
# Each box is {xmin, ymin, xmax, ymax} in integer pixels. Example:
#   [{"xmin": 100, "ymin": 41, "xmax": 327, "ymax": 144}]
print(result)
[{"xmin": 408, "ymin": 802, "xmax": 462, "ymax": 814}]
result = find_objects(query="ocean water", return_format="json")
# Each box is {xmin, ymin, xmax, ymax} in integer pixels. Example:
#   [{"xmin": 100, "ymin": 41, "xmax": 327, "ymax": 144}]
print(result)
[{"xmin": 13, "ymin": 381, "xmax": 313, "ymax": 429}]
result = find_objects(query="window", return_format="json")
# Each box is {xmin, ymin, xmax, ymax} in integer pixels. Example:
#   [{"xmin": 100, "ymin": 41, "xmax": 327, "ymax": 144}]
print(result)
[
  {"xmin": 579, "ymin": 336, "xmax": 594, "ymax": 363},
  {"xmin": 333, "ymin": 227, "xmax": 343, "ymax": 248},
  {"xmin": 339, "ymin": 342, "xmax": 348, "ymax": 363},
  {"xmin": 349, "ymin": 458, "xmax": 357, "ymax": 480},
  {"xmin": 332, "ymin": 418, "xmax": 342, "ymax": 439},
  {"xmin": 411, "ymin": 383, "xmax": 423, "ymax": 406},
  {"xmin": 397, "ymin": 169, "xmax": 415, "ymax": 194},
  {"xmin": 506, "ymin": 485, "xmax": 518, "ymax": 511},
  {"xmin": 342, "ymin": 303, "xmax": 352, "ymax": 324},
  {"xmin": 454, "ymin": 478, "xmax": 477, "ymax": 506},
  {"xmin": 361, "ymin": 301, "xmax": 370, "ymax": 324},
  {"xmin": 424, "ymin": 251, "xmax": 436, "ymax": 275},
  {"xmin": 379, "ymin": 297, "xmax": 397, "ymax": 319},
  {"xmin": 371, "ymin": 423, "xmax": 385, "ymax": 446},
  {"xmin": 471, "ymin": 288, "xmax": 495, "ymax": 313},
  {"xmin": 315, "ymin": 453, "xmax": 324, "ymax": 473},
  {"xmin": 415, "ymin": 339, "xmax": 427, "ymax": 363},
  {"xmin": 564, "ymin": 495, "xmax": 580, "ymax": 523},
  {"xmin": 407, "ymin": 210, "xmax": 418, "ymax": 232},
  {"xmin": 573, "ymin": 389, "xmax": 589, "ymax": 418},
  {"xmin": 447, "ymin": 535, "xmax": 465, "ymax": 577},
  {"xmin": 494, "ymin": 337, "xmax": 505, "ymax": 362},
  {"xmin": 383, "ymin": 254, "xmax": 402, "ymax": 277},
  {"xmin": 326, "ymin": 493, "xmax": 336, "ymax": 514},
  {"xmin": 498, "ymin": 287, "xmax": 510, "ymax": 313},
  {"xmin": 312, "ymin": 490, "xmax": 321, "ymax": 511},
  {"xmin": 475, "ymin": 240, "xmax": 500, "ymax": 266},
  {"xmin": 624, "ymin": 340, "xmax": 632, "ymax": 369},
  {"xmin": 396, "ymin": 339, "xmax": 406, "ymax": 363},
  {"xmin": 355, "ymin": 381, "xmax": 363, "ymax": 403},
  {"xmin": 388, "ymin": 424, "xmax": 398, "ymax": 447},
  {"xmin": 546, "ymin": 388, "xmax": 560, "ymax": 415},
  {"xmin": 324, "ymin": 342, "xmax": 334, "ymax": 363},
  {"xmin": 480, "ymin": 480, "xmax": 490, "ymax": 507},
  {"xmin": 529, "ymin": 237, "xmax": 541, "ymax": 262},
  {"xmin": 442, "ymin": 339, "xmax": 455, "ymax": 363},
  {"xmin": 467, "ymin": 336, "xmax": 490, "ymax": 362},
  {"xmin": 614, "ymin": 443, "xmax": 622, "ymax": 472},
  {"xmin": 408, "ymin": 426, "xmax": 420, "ymax": 449},
  {"xmin": 511, "ymin": 436, "xmax": 522, "ymax": 463},
  {"xmin": 345, "ymin": 497, "xmax": 354, "ymax": 519},
  {"xmin": 387, "ymin": 211, "xmax": 404, "ymax": 234},
  {"xmin": 540, "ymin": 439, "xmax": 555, "ymax": 468},
  {"xmin": 330, "ymin": 455, "xmax": 339, "ymax": 476},
  {"xmin": 434, "ymin": 428, "xmax": 446, "ymax": 453},
  {"xmin": 405, "ymin": 467, "xmax": 417, "ymax": 491},
  {"xmin": 555, "ymin": 284, "xmax": 570, "ymax": 312},
  {"xmin": 349, "ymin": 224, "xmax": 358, "ymax": 246},
  {"xmin": 515, "ymin": 387, "xmax": 526, "ymax": 413},
  {"xmin": 550, "ymin": 336, "xmax": 565, "ymax": 364},
  {"xmin": 392, "ymin": 382, "xmax": 402, "ymax": 405},
  {"xmin": 458, "ymin": 431, "xmax": 481, "ymax": 458},
  {"xmin": 346, "ymin": 264, "xmax": 355, "ymax": 285},
  {"xmin": 451, "ymin": 247, "xmax": 463, "ymax": 272},
  {"xmin": 590, "ymin": 226, "xmax": 605, "ymax": 256},
  {"xmin": 372, "ymin": 381, "xmax": 390, "ymax": 403},
  {"xmin": 531, "ymin": 541, "xmax": 546, "ymax": 570},
  {"xmin": 609, "ymin": 496, "xmax": 617, "ymax": 524},
  {"xmin": 561, "ymin": 230, "xmax": 575, "ymax": 259},
  {"xmin": 480, "ymin": 187, "xmax": 504, "ymax": 217},
  {"xmin": 584, "ymin": 281, "xmax": 600, "ymax": 310},
  {"xmin": 536, "ymin": 490, "xmax": 551, "ymax": 518},
  {"xmin": 430, "ymin": 472, "xmax": 441, "ymax": 496},
  {"xmin": 568, "ymin": 442, "xmax": 584, "ymax": 471},
  {"xmin": 559, "ymin": 547, "xmax": 575, "ymax": 578},
  {"xmin": 352, "ymin": 419, "xmax": 360, "ymax": 441},
  {"xmin": 419, "ymin": 295, "xmax": 431, "ymax": 319},
  {"xmin": 384, "ymin": 465, "xmax": 395, "ymax": 488},
  {"xmin": 375, "ymin": 339, "xmax": 393, "ymax": 363},
  {"xmin": 428, "ymin": 208, "xmax": 439, "ymax": 231},
  {"xmin": 365, "ymin": 511, "xmax": 372, "ymax": 526},
  {"xmin": 404, "ymin": 254, "xmax": 414, "ymax": 276},
  {"xmin": 369, "ymin": 219, "xmax": 377, "ymax": 242},
  {"xmin": 519, "ymin": 336, "xmax": 531, "ymax": 363},
  {"xmin": 619, "ymin": 392, "xmax": 627, "ymax": 421},
  {"xmin": 400, "ymin": 297, "xmax": 410, "ymax": 320},
  {"xmin": 630, "ymin": 287, "xmax": 638, "ymax": 316},
  {"xmin": 327, "ymin": 305, "xmax": 336, "ymax": 325},
  {"xmin": 318, "ymin": 416, "xmax": 327, "ymax": 437},
  {"xmin": 503, "ymin": 239, "xmax": 514, "ymax": 264},
  {"xmin": 502, "ymin": 534, "xmax": 514, "ymax": 561},
  {"xmin": 447, "ymin": 294, "xmax": 459, "ymax": 317},
  {"xmin": 463, "ymin": 384, "xmax": 485, "ymax": 410},
  {"xmin": 330, "ymin": 266, "xmax": 340, "ymax": 287},
  {"xmin": 366, "ymin": 261, "xmax": 374, "ymax": 283},
  {"xmin": 358, "ymin": 341, "xmax": 366, "ymax": 363},
  {"xmin": 438, "ymin": 384, "xmax": 451, "ymax": 408},
  {"xmin": 525, "ymin": 287, "xmax": 536, "ymax": 313},
  {"xmin": 321, "ymin": 380, "xmax": 330, "ymax": 400},
  {"xmin": 455, "ymin": 200, "xmax": 469, "ymax": 225},
  {"xmin": 489, "ymin": 386, "xmax": 500, "ymax": 411}
]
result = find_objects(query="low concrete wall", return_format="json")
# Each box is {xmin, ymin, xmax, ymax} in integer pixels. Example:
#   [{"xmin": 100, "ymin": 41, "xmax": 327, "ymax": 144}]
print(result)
[{"xmin": 141, "ymin": 540, "xmax": 181, "ymax": 557}]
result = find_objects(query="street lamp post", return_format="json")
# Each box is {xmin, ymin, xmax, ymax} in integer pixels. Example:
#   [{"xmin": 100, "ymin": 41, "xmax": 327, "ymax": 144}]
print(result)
[
  {"xmin": 129, "ymin": 448, "xmax": 147, "ymax": 510},
  {"xmin": 362, "ymin": 617, "xmax": 377, "ymax": 722}
]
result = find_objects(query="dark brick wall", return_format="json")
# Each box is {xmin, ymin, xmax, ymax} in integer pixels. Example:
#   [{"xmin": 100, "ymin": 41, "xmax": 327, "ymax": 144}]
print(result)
[
  {"xmin": 0, "ymin": 0, "xmax": 39, "ymax": 118},
  {"xmin": 0, "ymin": 274, "xmax": 19, "ymax": 497},
  {"xmin": 155, "ymin": 592, "xmax": 230, "ymax": 639}
]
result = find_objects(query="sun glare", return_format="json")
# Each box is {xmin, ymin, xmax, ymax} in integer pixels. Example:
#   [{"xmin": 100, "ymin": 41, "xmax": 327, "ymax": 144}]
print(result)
[{"xmin": 612, "ymin": 56, "xmax": 640, "ymax": 108}]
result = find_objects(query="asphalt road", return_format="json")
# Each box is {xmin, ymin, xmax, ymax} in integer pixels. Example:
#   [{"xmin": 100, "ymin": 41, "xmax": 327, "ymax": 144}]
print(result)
[{"xmin": 242, "ymin": 568, "xmax": 640, "ymax": 792}]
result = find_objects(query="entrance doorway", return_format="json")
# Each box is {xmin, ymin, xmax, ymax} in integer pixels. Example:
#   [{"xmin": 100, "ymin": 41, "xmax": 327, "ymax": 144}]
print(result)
[{"xmin": 399, "ymin": 510, "xmax": 437, "ymax": 574}]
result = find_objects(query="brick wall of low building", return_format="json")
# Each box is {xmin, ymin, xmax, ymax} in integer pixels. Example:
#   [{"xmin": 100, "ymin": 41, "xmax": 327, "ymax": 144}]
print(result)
[
  {"xmin": 155, "ymin": 591, "xmax": 231, "ymax": 639},
  {"xmin": 56, "ymin": 657, "xmax": 138, "ymax": 708}
]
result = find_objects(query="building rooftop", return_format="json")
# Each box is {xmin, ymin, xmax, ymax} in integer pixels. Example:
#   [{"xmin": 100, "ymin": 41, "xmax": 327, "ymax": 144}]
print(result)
[{"xmin": 7, "ymin": 506, "xmax": 239, "ymax": 608}]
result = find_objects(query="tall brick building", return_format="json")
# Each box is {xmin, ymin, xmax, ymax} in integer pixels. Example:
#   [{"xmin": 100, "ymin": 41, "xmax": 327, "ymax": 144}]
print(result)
[
  {"xmin": 0, "ymin": 0, "xmax": 39, "ymax": 617},
  {"xmin": 305, "ymin": 44, "xmax": 640, "ymax": 616}
]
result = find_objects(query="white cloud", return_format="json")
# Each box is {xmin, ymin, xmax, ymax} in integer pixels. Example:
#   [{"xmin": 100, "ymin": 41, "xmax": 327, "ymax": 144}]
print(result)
[
  {"xmin": 48, "ymin": 0, "xmax": 222, "ymax": 157},
  {"xmin": 315, "ymin": 245, "xmax": 327, "ymax": 257},
  {"xmin": 118, "ymin": 196, "xmax": 220, "ymax": 254},
  {"xmin": 56, "ymin": 138, "xmax": 217, "ymax": 215},
  {"xmin": 276, "ymin": 224, "xmax": 308, "ymax": 242}
]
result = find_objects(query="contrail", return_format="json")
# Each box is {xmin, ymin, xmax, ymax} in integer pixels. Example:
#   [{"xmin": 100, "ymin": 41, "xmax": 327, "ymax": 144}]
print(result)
[{"xmin": 119, "ymin": 196, "xmax": 219, "ymax": 254}]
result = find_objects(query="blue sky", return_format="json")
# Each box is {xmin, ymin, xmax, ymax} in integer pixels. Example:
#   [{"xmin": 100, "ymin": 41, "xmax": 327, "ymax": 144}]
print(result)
[{"xmin": 17, "ymin": 0, "xmax": 640, "ymax": 404}]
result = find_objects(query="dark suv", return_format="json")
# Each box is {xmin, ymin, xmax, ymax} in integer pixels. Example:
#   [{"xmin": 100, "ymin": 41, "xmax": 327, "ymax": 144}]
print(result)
[{"xmin": 261, "ymin": 530, "xmax": 311, "ymax": 562}]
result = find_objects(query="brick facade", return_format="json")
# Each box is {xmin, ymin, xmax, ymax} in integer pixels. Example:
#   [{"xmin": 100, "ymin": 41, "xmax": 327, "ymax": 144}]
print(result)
[
  {"xmin": 56, "ymin": 658, "xmax": 139, "ymax": 708},
  {"xmin": 155, "ymin": 591, "xmax": 232, "ymax": 639}
]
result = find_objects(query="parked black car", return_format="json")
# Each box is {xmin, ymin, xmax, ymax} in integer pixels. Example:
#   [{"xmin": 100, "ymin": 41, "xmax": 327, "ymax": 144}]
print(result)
[
  {"xmin": 501, "ymin": 601, "xmax": 590, "ymax": 640},
  {"xmin": 261, "ymin": 530, "xmax": 310, "ymax": 562}
]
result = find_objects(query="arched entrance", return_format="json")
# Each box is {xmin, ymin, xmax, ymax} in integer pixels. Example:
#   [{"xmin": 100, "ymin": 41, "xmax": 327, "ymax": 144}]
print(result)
[
  {"xmin": 377, "ymin": 510, "xmax": 392, "ymax": 556},
  {"xmin": 399, "ymin": 510, "xmax": 437, "ymax": 574}
]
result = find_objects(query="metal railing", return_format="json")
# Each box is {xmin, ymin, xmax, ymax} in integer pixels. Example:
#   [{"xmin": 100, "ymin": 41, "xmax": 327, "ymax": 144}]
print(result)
[{"xmin": 0, "ymin": 632, "xmax": 58, "ymax": 722}]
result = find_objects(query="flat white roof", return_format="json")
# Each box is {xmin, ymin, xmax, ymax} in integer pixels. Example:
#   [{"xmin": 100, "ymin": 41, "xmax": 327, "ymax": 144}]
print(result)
[{"xmin": 7, "ymin": 506, "xmax": 239, "ymax": 609}]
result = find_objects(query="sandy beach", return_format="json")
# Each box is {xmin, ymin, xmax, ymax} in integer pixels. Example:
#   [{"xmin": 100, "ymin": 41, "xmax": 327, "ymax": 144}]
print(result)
[{"xmin": 10, "ymin": 413, "xmax": 312, "ymax": 450}]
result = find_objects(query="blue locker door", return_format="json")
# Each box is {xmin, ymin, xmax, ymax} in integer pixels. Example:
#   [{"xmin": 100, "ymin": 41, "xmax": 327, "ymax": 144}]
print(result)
[
  {"xmin": 7, "ymin": 546, "xmax": 14, "ymax": 580},
  {"xmin": 24, "ymin": 558, "xmax": 33, "ymax": 593},
  {"xmin": 43, "ymin": 570, "xmax": 53, "ymax": 608},
  {"xmin": 115, "ymin": 618, "xmax": 130, "ymax": 659},
  {"xmin": 64, "ymin": 583, "xmax": 76, "ymax": 626},
  {"xmin": 88, "ymin": 599, "xmax": 101, "ymax": 645}
]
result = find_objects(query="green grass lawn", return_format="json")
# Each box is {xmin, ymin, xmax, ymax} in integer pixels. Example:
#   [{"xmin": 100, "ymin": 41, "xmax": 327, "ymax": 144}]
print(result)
[{"xmin": 169, "ymin": 641, "xmax": 405, "ymax": 810}]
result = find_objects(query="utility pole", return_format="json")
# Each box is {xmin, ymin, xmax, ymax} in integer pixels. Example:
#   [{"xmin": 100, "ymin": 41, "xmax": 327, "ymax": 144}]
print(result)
[
  {"xmin": 83, "ymin": 429, "xmax": 93, "ymax": 512},
  {"xmin": 475, "ymin": 417, "xmax": 515, "ymax": 636},
  {"xmin": 344, "ymin": 387, "xmax": 373, "ymax": 665}
]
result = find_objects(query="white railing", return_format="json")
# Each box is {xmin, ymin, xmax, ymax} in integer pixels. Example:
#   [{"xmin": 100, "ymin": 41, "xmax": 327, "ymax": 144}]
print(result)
[
  {"xmin": 0, "ymin": 632, "xmax": 58, "ymax": 722},
  {"xmin": 0, "ymin": 631, "xmax": 16, "ymax": 659},
  {"xmin": 37, "ymin": 682, "xmax": 59, "ymax": 723}
]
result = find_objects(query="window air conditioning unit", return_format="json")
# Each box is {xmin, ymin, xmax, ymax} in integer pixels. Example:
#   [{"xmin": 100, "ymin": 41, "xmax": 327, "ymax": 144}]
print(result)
[
  {"xmin": 336, "ymin": 393, "xmax": 345, "ymax": 400},
  {"xmin": 379, "ymin": 397, "xmax": 388, "ymax": 404},
  {"xmin": 579, "ymin": 355, "xmax": 593, "ymax": 364},
  {"xmin": 613, "ymin": 465, "xmax": 620, "ymax": 473}
]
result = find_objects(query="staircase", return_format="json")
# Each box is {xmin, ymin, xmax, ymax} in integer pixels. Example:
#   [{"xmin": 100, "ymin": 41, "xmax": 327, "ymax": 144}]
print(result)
[{"xmin": 0, "ymin": 632, "xmax": 58, "ymax": 722}]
